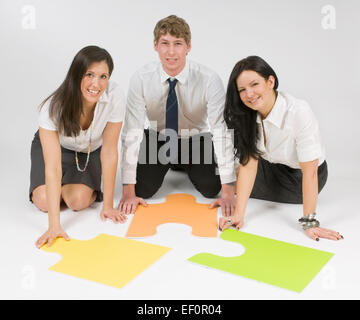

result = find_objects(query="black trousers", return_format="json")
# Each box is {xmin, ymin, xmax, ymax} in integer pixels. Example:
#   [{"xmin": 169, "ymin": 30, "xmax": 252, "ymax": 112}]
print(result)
[
  {"xmin": 135, "ymin": 129, "xmax": 221, "ymax": 199},
  {"xmin": 250, "ymin": 157, "xmax": 328, "ymax": 204}
]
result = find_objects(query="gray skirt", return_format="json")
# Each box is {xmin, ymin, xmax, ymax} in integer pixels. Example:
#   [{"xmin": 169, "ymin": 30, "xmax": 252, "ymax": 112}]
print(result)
[
  {"xmin": 250, "ymin": 157, "xmax": 328, "ymax": 204},
  {"xmin": 29, "ymin": 130, "xmax": 103, "ymax": 202}
]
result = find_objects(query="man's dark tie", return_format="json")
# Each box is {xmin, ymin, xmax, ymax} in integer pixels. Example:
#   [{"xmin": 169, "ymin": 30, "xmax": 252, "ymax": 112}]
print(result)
[
  {"xmin": 166, "ymin": 78, "xmax": 178, "ymax": 134},
  {"xmin": 165, "ymin": 78, "xmax": 178, "ymax": 160}
]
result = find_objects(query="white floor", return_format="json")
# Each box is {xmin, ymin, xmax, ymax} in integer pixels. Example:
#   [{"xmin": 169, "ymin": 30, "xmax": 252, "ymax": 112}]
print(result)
[{"xmin": 1, "ymin": 166, "xmax": 359, "ymax": 300}]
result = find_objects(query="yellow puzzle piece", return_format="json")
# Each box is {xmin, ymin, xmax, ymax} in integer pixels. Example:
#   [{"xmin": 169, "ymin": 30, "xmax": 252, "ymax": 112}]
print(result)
[{"xmin": 41, "ymin": 234, "xmax": 171, "ymax": 288}]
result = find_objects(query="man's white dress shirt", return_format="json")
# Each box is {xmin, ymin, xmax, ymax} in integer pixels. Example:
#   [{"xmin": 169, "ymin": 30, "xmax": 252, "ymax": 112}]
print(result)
[{"xmin": 121, "ymin": 59, "xmax": 236, "ymax": 185}]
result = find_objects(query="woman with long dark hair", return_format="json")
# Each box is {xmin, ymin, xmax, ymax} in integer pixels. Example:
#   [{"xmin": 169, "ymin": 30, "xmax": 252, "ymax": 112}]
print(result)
[
  {"xmin": 30, "ymin": 46, "xmax": 127, "ymax": 248},
  {"xmin": 221, "ymin": 56, "xmax": 342, "ymax": 241}
]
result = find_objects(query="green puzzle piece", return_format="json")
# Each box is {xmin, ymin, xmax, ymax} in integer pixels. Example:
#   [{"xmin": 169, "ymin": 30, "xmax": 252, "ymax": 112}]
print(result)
[{"xmin": 188, "ymin": 229, "xmax": 334, "ymax": 293}]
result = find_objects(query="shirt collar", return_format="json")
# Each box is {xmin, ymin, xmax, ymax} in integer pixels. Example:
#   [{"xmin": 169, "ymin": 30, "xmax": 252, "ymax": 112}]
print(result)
[
  {"xmin": 256, "ymin": 92, "xmax": 287, "ymax": 128},
  {"xmin": 159, "ymin": 58, "xmax": 189, "ymax": 85}
]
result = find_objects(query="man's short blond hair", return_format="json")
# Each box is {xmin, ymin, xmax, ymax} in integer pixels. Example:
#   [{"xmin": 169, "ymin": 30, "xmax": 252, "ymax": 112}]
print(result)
[{"xmin": 153, "ymin": 15, "xmax": 191, "ymax": 45}]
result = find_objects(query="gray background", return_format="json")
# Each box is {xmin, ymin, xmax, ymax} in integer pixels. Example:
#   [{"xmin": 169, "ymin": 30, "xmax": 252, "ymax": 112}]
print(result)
[
  {"xmin": 1, "ymin": 0, "xmax": 359, "ymax": 184},
  {"xmin": 0, "ymin": 0, "xmax": 359, "ymax": 299}
]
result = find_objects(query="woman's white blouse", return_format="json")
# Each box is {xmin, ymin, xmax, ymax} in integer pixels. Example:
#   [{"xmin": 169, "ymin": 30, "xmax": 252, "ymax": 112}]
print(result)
[
  {"xmin": 38, "ymin": 80, "xmax": 126, "ymax": 153},
  {"xmin": 256, "ymin": 91, "xmax": 325, "ymax": 169}
]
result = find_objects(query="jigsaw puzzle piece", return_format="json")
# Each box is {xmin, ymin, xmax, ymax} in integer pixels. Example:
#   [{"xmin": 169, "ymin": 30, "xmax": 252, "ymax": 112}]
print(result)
[
  {"xmin": 126, "ymin": 193, "xmax": 217, "ymax": 238},
  {"xmin": 188, "ymin": 229, "xmax": 334, "ymax": 292},
  {"xmin": 41, "ymin": 234, "xmax": 171, "ymax": 288}
]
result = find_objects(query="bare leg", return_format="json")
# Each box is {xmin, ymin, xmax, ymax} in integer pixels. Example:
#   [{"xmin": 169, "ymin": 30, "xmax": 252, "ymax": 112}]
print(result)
[
  {"xmin": 61, "ymin": 184, "xmax": 96, "ymax": 211},
  {"xmin": 32, "ymin": 185, "xmax": 49, "ymax": 212}
]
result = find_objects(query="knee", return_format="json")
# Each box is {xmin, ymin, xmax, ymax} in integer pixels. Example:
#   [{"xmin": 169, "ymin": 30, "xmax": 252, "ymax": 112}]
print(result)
[
  {"xmin": 199, "ymin": 188, "xmax": 221, "ymax": 199},
  {"xmin": 194, "ymin": 180, "xmax": 221, "ymax": 198},
  {"xmin": 32, "ymin": 188, "xmax": 48, "ymax": 212},
  {"xmin": 64, "ymin": 192, "xmax": 91, "ymax": 211},
  {"xmin": 135, "ymin": 183, "xmax": 160, "ymax": 199}
]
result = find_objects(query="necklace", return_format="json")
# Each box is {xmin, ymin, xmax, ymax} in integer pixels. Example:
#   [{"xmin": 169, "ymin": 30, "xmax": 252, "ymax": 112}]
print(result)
[{"xmin": 75, "ymin": 121, "xmax": 93, "ymax": 172}]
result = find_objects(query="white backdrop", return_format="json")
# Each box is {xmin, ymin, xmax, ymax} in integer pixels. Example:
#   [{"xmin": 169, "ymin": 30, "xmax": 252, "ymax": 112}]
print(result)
[
  {"xmin": 0, "ymin": 0, "xmax": 359, "ymax": 300},
  {"xmin": 1, "ymin": 0, "xmax": 359, "ymax": 183}
]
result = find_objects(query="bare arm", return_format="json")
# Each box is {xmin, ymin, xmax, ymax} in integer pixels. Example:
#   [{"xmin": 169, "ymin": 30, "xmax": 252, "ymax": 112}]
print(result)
[
  {"xmin": 234, "ymin": 157, "xmax": 258, "ymax": 219},
  {"xmin": 36, "ymin": 128, "xmax": 69, "ymax": 248},
  {"xmin": 299, "ymin": 160, "xmax": 342, "ymax": 241},
  {"xmin": 100, "ymin": 122, "xmax": 127, "ymax": 224},
  {"xmin": 39, "ymin": 128, "xmax": 62, "ymax": 228},
  {"xmin": 101, "ymin": 122, "xmax": 122, "ymax": 209},
  {"xmin": 299, "ymin": 159, "xmax": 318, "ymax": 216}
]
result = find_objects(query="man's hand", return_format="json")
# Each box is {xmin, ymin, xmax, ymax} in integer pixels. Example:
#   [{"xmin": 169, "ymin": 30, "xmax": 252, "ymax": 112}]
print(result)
[
  {"xmin": 210, "ymin": 183, "xmax": 236, "ymax": 216},
  {"xmin": 118, "ymin": 195, "xmax": 147, "ymax": 214},
  {"xmin": 118, "ymin": 184, "xmax": 148, "ymax": 214}
]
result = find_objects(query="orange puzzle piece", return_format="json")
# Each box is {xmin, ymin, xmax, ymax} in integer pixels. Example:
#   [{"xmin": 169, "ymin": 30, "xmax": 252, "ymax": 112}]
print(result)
[{"xmin": 126, "ymin": 193, "xmax": 218, "ymax": 238}]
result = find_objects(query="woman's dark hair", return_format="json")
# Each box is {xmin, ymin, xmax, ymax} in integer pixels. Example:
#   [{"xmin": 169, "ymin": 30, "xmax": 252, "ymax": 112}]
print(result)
[
  {"xmin": 224, "ymin": 55, "xmax": 279, "ymax": 165},
  {"xmin": 40, "ymin": 45, "xmax": 114, "ymax": 137}
]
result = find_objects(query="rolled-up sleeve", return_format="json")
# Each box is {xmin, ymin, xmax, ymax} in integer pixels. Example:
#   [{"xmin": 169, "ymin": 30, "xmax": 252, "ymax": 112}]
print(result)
[{"xmin": 294, "ymin": 102, "xmax": 323, "ymax": 163}]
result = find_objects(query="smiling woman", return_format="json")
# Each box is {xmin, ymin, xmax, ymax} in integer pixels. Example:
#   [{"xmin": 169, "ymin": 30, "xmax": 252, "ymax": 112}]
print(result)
[
  {"xmin": 221, "ymin": 55, "xmax": 343, "ymax": 242},
  {"xmin": 81, "ymin": 61, "xmax": 110, "ymax": 110},
  {"xmin": 29, "ymin": 46, "xmax": 128, "ymax": 248}
]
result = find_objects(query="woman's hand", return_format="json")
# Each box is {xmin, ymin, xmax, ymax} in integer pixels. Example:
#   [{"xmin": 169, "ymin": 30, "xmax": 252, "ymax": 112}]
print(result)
[
  {"xmin": 100, "ymin": 207, "xmax": 127, "ymax": 224},
  {"xmin": 219, "ymin": 215, "xmax": 244, "ymax": 231},
  {"xmin": 36, "ymin": 226, "xmax": 70, "ymax": 248},
  {"xmin": 305, "ymin": 227, "xmax": 344, "ymax": 241}
]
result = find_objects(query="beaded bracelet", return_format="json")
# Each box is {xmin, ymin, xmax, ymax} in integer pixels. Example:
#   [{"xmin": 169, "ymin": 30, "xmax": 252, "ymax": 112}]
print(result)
[{"xmin": 298, "ymin": 213, "xmax": 320, "ymax": 230}]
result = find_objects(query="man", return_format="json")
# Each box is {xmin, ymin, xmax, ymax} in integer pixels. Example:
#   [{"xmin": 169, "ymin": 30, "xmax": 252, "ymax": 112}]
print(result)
[{"xmin": 119, "ymin": 15, "xmax": 236, "ymax": 216}]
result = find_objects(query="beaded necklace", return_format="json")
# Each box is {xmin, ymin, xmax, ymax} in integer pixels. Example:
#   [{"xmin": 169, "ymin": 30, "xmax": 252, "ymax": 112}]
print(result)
[{"xmin": 75, "ymin": 121, "xmax": 93, "ymax": 172}]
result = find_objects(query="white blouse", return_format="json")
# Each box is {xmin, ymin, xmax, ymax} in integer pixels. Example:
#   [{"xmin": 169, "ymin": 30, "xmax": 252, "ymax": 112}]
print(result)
[
  {"xmin": 39, "ymin": 80, "xmax": 126, "ymax": 153},
  {"xmin": 255, "ymin": 91, "xmax": 325, "ymax": 169}
]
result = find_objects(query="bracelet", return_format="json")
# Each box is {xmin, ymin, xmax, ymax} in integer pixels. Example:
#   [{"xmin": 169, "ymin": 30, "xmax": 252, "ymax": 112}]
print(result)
[{"xmin": 298, "ymin": 213, "xmax": 320, "ymax": 230}]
